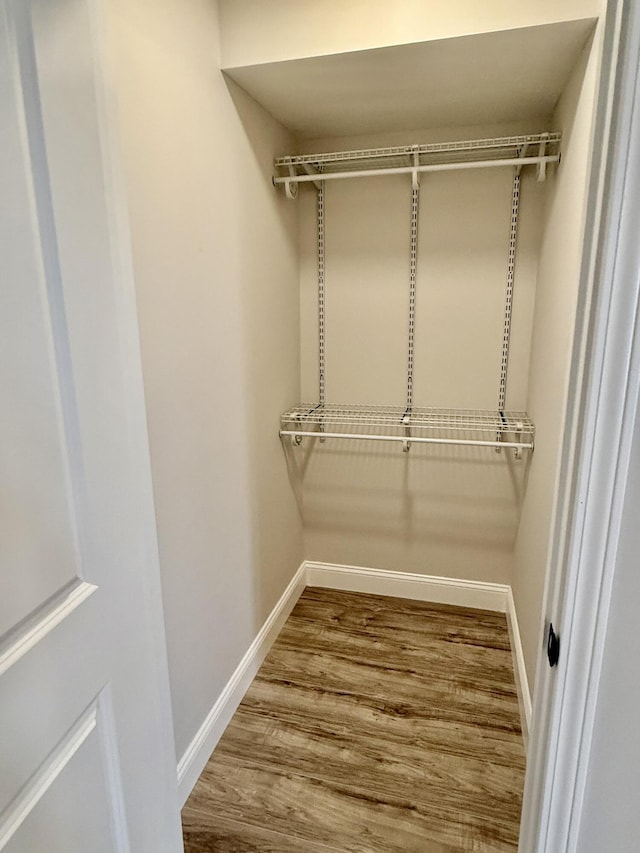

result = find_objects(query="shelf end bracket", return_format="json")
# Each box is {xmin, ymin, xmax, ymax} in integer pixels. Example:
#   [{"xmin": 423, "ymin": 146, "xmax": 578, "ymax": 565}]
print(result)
[
  {"xmin": 284, "ymin": 165, "xmax": 299, "ymax": 199},
  {"xmin": 411, "ymin": 148, "xmax": 420, "ymax": 190},
  {"xmin": 537, "ymin": 133, "xmax": 551, "ymax": 182}
]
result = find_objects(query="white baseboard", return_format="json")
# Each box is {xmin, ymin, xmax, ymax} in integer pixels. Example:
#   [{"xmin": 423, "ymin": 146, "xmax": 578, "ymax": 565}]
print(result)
[
  {"xmin": 177, "ymin": 559, "xmax": 530, "ymax": 805},
  {"xmin": 305, "ymin": 560, "xmax": 509, "ymax": 612},
  {"xmin": 506, "ymin": 587, "xmax": 532, "ymax": 746},
  {"xmin": 176, "ymin": 562, "xmax": 307, "ymax": 806}
]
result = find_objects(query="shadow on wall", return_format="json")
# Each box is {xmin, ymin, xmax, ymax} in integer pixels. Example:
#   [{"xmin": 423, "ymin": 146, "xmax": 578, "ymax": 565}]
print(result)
[{"xmin": 283, "ymin": 437, "xmax": 531, "ymax": 582}]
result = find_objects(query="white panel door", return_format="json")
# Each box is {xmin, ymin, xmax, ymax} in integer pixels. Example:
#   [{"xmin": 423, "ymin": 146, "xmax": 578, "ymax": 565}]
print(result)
[{"xmin": 0, "ymin": 0, "xmax": 183, "ymax": 850}]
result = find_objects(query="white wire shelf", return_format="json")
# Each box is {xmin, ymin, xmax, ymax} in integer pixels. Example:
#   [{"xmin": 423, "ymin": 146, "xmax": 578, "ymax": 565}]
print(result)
[
  {"xmin": 280, "ymin": 404, "xmax": 535, "ymax": 451},
  {"xmin": 274, "ymin": 132, "xmax": 561, "ymax": 189}
]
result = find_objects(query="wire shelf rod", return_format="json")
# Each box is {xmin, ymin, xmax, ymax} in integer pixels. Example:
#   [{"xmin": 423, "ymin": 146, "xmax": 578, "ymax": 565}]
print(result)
[
  {"xmin": 282, "ymin": 403, "xmax": 533, "ymax": 425},
  {"xmin": 279, "ymin": 429, "xmax": 534, "ymax": 450},
  {"xmin": 276, "ymin": 132, "xmax": 561, "ymax": 168},
  {"xmin": 280, "ymin": 404, "xmax": 535, "ymax": 451},
  {"xmin": 274, "ymin": 155, "xmax": 559, "ymax": 186}
]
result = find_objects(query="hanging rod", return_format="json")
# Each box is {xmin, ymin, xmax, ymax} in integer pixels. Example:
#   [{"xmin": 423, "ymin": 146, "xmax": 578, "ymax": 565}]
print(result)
[
  {"xmin": 280, "ymin": 405, "xmax": 535, "ymax": 452},
  {"xmin": 280, "ymin": 430, "xmax": 532, "ymax": 450},
  {"xmin": 274, "ymin": 132, "xmax": 561, "ymax": 191}
]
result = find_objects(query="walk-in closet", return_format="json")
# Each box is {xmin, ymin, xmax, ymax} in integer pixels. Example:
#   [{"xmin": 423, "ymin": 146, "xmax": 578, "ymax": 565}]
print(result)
[
  {"xmin": 109, "ymin": 1, "xmax": 608, "ymax": 850},
  {"xmin": 10, "ymin": 0, "xmax": 640, "ymax": 849}
]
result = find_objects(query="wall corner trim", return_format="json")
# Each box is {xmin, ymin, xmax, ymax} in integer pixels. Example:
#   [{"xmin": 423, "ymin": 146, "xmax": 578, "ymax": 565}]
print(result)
[
  {"xmin": 177, "ymin": 559, "xmax": 530, "ymax": 806},
  {"xmin": 176, "ymin": 562, "xmax": 307, "ymax": 806},
  {"xmin": 506, "ymin": 587, "xmax": 532, "ymax": 745}
]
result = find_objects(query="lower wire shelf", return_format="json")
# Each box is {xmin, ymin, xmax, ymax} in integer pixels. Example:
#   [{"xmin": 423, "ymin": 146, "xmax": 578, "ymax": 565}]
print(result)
[{"xmin": 280, "ymin": 404, "xmax": 535, "ymax": 452}]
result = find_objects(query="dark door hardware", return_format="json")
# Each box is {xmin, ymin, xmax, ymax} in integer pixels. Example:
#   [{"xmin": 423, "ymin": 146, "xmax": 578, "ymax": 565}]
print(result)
[{"xmin": 547, "ymin": 622, "xmax": 560, "ymax": 667}]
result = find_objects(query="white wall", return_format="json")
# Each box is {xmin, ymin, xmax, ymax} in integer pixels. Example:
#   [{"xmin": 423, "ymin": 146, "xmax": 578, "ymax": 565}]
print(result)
[
  {"xmin": 512, "ymin": 31, "xmax": 603, "ymax": 693},
  {"xmin": 218, "ymin": 0, "xmax": 601, "ymax": 68},
  {"xmin": 295, "ymin": 123, "xmax": 546, "ymax": 582},
  {"xmin": 107, "ymin": 0, "xmax": 303, "ymax": 761}
]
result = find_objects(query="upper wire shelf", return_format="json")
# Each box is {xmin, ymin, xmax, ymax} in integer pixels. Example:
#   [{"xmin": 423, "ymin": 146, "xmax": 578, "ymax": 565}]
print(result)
[
  {"xmin": 280, "ymin": 404, "xmax": 535, "ymax": 453},
  {"xmin": 274, "ymin": 132, "xmax": 561, "ymax": 194}
]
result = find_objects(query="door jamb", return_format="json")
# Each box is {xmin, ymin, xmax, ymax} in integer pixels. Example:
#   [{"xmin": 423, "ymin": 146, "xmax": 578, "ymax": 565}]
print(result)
[{"xmin": 520, "ymin": 0, "xmax": 640, "ymax": 849}]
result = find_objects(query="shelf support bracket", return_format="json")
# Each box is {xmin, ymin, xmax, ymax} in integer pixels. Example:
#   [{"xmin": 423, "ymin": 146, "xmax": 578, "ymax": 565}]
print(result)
[
  {"xmin": 515, "ymin": 142, "xmax": 529, "ymax": 176},
  {"xmin": 302, "ymin": 163, "xmax": 322, "ymax": 191},
  {"xmin": 514, "ymin": 420, "xmax": 524, "ymax": 460},
  {"xmin": 537, "ymin": 133, "xmax": 550, "ymax": 182},
  {"xmin": 402, "ymin": 414, "xmax": 411, "ymax": 453},
  {"xmin": 411, "ymin": 148, "xmax": 420, "ymax": 191},
  {"xmin": 284, "ymin": 165, "xmax": 298, "ymax": 199}
]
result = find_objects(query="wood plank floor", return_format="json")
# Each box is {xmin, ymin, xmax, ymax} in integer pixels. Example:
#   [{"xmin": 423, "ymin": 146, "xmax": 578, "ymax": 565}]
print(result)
[{"xmin": 182, "ymin": 588, "xmax": 526, "ymax": 852}]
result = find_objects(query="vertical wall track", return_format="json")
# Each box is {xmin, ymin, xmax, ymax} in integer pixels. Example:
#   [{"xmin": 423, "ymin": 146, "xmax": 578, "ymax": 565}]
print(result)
[
  {"xmin": 406, "ymin": 184, "xmax": 420, "ymax": 413},
  {"xmin": 318, "ymin": 183, "xmax": 326, "ymax": 408},
  {"xmin": 499, "ymin": 170, "xmax": 521, "ymax": 414}
]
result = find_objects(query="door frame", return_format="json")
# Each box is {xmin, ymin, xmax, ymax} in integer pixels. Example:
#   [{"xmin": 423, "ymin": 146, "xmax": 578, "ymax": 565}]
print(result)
[{"xmin": 520, "ymin": 0, "xmax": 640, "ymax": 849}]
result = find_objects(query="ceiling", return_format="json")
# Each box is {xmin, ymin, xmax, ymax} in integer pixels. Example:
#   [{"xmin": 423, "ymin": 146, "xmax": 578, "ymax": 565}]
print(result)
[{"xmin": 223, "ymin": 19, "xmax": 596, "ymax": 140}]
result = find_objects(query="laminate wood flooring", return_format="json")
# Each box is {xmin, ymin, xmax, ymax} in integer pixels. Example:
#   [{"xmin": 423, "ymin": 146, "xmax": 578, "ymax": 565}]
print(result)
[{"xmin": 182, "ymin": 588, "xmax": 526, "ymax": 852}]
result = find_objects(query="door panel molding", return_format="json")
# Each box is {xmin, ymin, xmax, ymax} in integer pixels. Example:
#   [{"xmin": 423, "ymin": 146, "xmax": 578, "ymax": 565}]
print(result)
[
  {"xmin": 8, "ymin": 0, "xmax": 90, "ymax": 569},
  {"xmin": 0, "ymin": 701, "xmax": 97, "ymax": 847},
  {"xmin": 0, "ymin": 580, "xmax": 97, "ymax": 678}
]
